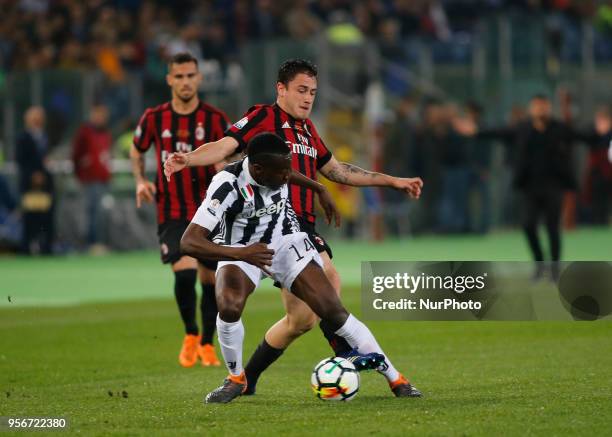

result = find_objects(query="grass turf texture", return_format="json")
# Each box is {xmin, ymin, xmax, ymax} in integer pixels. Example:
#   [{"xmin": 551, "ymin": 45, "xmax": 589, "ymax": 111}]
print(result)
[{"xmin": 1, "ymin": 229, "xmax": 611, "ymax": 435}]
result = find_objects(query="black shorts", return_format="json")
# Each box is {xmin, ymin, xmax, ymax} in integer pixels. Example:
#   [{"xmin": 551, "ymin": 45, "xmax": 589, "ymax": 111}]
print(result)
[
  {"xmin": 298, "ymin": 218, "xmax": 333, "ymax": 259},
  {"xmin": 157, "ymin": 220, "xmax": 217, "ymax": 270}
]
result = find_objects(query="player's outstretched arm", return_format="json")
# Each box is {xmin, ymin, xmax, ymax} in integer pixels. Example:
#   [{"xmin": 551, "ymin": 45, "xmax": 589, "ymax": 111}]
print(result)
[
  {"xmin": 288, "ymin": 170, "xmax": 341, "ymax": 227},
  {"xmin": 164, "ymin": 136, "xmax": 240, "ymax": 181},
  {"xmin": 130, "ymin": 145, "xmax": 156, "ymax": 208},
  {"xmin": 181, "ymin": 223, "xmax": 274, "ymax": 272},
  {"xmin": 319, "ymin": 156, "xmax": 423, "ymax": 199}
]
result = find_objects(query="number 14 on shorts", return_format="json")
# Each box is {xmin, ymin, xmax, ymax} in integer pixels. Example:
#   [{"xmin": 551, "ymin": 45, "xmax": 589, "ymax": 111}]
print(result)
[{"xmin": 289, "ymin": 238, "xmax": 316, "ymax": 261}]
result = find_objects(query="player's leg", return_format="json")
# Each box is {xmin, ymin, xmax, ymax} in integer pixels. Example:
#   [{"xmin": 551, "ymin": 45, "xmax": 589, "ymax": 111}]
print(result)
[
  {"xmin": 159, "ymin": 220, "xmax": 200, "ymax": 367},
  {"xmin": 243, "ymin": 233, "xmax": 354, "ymax": 394},
  {"xmin": 544, "ymin": 191, "xmax": 563, "ymax": 281},
  {"xmin": 243, "ymin": 287, "xmax": 319, "ymax": 394},
  {"xmin": 288, "ymin": 259, "xmax": 421, "ymax": 398},
  {"xmin": 522, "ymin": 193, "xmax": 545, "ymax": 279},
  {"xmin": 171, "ymin": 255, "xmax": 200, "ymax": 367},
  {"xmin": 316, "ymin": 251, "xmax": 354, "ymax": 357},
  {"xmin": 258, "ymin": 239, "xmax": 339, "ymax": 350},
  {"xmin": 205, "ymin": 263, "xmax": 258, "ymax": 404},
  {"xmin": 197, "ymin": 261, "xmax": 220, "ymax": 366}
]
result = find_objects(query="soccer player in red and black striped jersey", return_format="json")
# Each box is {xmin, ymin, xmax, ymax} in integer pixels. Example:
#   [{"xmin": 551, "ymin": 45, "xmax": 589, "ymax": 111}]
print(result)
[
  {"xmin": 130, "ymin": 52, "xmax": 229, "ymax": 368},
  {"xmin": 164, "ymin": 59, "xmax": 423, "ymax": 397}
]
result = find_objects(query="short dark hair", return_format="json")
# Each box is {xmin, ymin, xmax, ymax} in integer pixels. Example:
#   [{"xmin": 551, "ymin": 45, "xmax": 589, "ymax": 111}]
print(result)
[
  {"xmin": 531, "ymin": 94, "xmax": 549, "ymax": 101},
  {"xmin": 247, "ymin": 133, "xmax": 290, "ymax": 164},
  {"xmin": 277, "ymin": 59, "xmax": 318, "ymax": 86},
  {"xmin": 168, "ymin": 52, "xmax": 198, "ymax": 71}
]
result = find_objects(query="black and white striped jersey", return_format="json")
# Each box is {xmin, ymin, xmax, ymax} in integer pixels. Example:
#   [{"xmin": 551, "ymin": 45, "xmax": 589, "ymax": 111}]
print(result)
[{"xmin": 192, "ymin": 158, "xmax": 301, "ymax": 245}]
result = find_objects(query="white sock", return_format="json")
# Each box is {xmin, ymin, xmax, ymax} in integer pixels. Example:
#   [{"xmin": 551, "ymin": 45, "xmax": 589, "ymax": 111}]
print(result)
[
  {"xmin": 216, "ymin": 315, "xmax": 245, "ymax": 376},
  {"xmin": 334, "ymin": 314, "xmax": 400, "ymax": 382}
]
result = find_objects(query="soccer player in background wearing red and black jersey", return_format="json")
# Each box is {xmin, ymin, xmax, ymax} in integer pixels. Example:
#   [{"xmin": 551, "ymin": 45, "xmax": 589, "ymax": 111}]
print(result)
[
  {"xmin": 164, "ymin": 59, "xmax": 423, "ymax": 397},
  {"xmin": 130, "ymin": 52, "xmax": 229, "ymax": 368}
]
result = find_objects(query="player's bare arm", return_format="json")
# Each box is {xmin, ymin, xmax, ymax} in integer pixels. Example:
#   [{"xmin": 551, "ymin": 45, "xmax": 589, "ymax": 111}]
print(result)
[
  {"xmin": 164, "ymin": 136, "xmax": 240, "ymax": 181},
  {"xmin": 130, "ymin": 145, "xmax": 156, "ymax": 208},
  {"xmin": 181, "ymin": 223, "xmax": 274, "ymax": 272},
  {"xmin": 319, "ymin": 156, "xmax": 423, "ymax": 198},
  {"xmin": 289, "ymin": 170, "xmax": 341, "ymax": 227}
]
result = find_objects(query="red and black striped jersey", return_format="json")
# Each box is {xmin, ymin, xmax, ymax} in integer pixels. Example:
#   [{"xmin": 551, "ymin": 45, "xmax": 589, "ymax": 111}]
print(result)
[
  {"xmin": 133, "ymin": 101, "xmax": 229, "ymax": 224},
  {"xmin": 225, "ymin": 103, "xmax": 333, "ymax": 225}
]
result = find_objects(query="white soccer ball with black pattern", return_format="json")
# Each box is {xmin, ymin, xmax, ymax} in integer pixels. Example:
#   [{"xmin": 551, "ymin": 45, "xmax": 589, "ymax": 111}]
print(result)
[{"xmin": 311, "ymin": 357, "xmax": 359, "ymax": 401}]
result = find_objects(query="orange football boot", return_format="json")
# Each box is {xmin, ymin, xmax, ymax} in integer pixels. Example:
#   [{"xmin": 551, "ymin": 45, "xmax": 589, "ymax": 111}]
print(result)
[
  {"xmin": 179, "ymin": 334, "xmax": 200, "ymax": 367},
  {"xmin": 198, "ymin": 343, "xmax": 221, "ymax": 367}
]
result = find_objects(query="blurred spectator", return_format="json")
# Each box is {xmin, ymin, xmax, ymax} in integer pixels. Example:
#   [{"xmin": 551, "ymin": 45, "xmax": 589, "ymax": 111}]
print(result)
[
  {"xmin": 72, "ymin": 104, "xmax": 112, "ymax": 249},
  {"xmin": 285, "ymin": 0, "xmax": 322, "ymax": 40},
  {"xmin": 0, "ymin": 172, "xmax": 20, "ymax": 251},
  {"xmin": 573, "ymin": 106, "xmax": 612, "ymax": 225},
  {"xmin": 436, "ymin": 104, "xmax": 470, "ymax": 233},
  {"xmin": 463, "ymin": 95, "xmax": 577, "ymax": 280},
  {"xmin": 16, "ymin": 106, "xmax": 55, "ymax": 254},
  {"xmin": 465, "ymin": 101, "xmax": 492, "ymax": 233},
  {"xmin": 382, "ymin": 95, "xmax": 419, "ymax": 236},
  {"xmin": 377, "ymin": 18, "xmax": 410, "ymax": 96},
  {"xmin": 353, "ymin": 0, "xmax": 386, "ymax": 37},
  {"xmin": 252, "ymin": 0, "xmax": 285, "ymax": 39},
  {"xmin": 412, "ymin": 99, "xmax": 444, "ymax": 232}
]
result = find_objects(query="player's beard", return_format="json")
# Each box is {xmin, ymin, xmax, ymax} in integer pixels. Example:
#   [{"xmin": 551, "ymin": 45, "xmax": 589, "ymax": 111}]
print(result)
[{"xmin": 176, "ymin": 89, "xmax": 197, "ymax": 104}]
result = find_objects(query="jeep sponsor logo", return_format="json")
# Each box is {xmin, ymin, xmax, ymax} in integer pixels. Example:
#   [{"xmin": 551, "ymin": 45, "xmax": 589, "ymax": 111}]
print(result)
[{"xmin": 244, "ymin": 198, "xmax": 286, "ymax": 218}]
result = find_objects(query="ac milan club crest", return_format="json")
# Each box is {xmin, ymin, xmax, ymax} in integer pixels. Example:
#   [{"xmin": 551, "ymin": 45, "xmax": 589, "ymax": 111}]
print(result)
[{"xmin": 196, "ymin": 123, "xmax": 205, "ymax": 141}]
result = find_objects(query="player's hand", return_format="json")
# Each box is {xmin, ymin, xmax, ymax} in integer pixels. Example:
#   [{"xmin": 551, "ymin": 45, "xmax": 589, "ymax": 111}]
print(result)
[
  {"xmin": 240, "ymin": 243, "xmax": 275, "ymax": 274},
  {"xmin": 164, "ymin": 152, "xmax": 189, "ymax": 181},
  {"xmin": 135, "ymin": 180, "xmax": 156, "ymax": 208},
  {"xmin": 316, "ymin": 186, "xmax": 341, "ymax": 228},
  {"xmin": 391, "ymin": 177, "xmax": 423, "ymax": 199}
]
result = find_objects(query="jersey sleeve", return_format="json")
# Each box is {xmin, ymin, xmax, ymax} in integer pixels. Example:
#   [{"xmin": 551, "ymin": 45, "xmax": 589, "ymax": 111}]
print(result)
[
  {"xmin": 191, "ymin": 173, "xmax": 237, "ymax": 232},
  {"xmin": 224, "ymin": 106, "xmax": 270, "ymax": 153},
  {"xmin": 133, "ymin": 110, "xmax": 154, "ymax": 152},
  {"xmin": 309, "ymin": 122, "xmax": 333, "ymax": 169},
  {"xmin": 212, "ymin": 110, "xmax": 231, "ymax": 141}
]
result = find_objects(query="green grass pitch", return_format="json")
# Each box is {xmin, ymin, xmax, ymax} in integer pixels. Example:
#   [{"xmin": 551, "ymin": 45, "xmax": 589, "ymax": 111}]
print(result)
[{"xmin": 1, "ymin": 228, "xmax": 611, "ymax": 436}]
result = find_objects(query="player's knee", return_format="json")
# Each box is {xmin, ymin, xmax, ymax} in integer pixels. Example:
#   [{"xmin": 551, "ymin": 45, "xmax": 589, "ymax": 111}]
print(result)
[
  {"xmin": 286, "ymin": 313, "xmax": 318, "ymax": 337},
  {"xmin": 216, "ymin": 292, "xmax": 244, "ymax": 322},
  {"xmin": 218, "ymin": 305, "xmax": 241, "ymax": 323}
]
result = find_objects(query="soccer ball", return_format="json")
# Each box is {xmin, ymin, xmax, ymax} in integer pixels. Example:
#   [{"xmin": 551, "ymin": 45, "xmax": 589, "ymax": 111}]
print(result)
[{"xmin": 311, "ymin": 357, "xmax": 359, "ymax": 401}]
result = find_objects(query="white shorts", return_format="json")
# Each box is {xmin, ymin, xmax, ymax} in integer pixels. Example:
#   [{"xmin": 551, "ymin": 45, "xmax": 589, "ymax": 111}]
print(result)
[{"xmin": 217, "ymin": 232, "xmax": 323, "ymax": 290}]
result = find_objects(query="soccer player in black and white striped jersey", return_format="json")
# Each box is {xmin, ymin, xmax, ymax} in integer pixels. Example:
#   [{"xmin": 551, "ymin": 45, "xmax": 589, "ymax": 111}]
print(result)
[
  {"xmin": 181, "ymin": 133, "xmax": 422, "ymax": 403},
  {"xmin": 165, "ymin": 59, "xmax": 423, "ymax": 398}
]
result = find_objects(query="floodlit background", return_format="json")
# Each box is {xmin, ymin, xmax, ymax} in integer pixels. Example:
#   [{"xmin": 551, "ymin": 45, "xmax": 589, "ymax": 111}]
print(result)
[{"xmin": 0, "ymin": 0, "xmax": 610, "ymax": 253}]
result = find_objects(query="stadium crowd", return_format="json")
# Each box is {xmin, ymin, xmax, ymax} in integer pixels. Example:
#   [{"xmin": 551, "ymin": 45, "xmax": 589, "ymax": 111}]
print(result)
[
  {"xmin": 0, "ymin": 1, "xmax": 610, "ymax": 254},
  {"xmin": 1, "ymin": 0, "xmax": 611, "ymax": 77}
]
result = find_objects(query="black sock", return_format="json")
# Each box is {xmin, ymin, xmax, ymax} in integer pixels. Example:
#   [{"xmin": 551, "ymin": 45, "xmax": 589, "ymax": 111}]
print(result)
[
  {"xmin": 244, "ymin": 339, "xmax": 284, "ymax": 394},
  {"xmin": 200, "ymin": 282, "xmax": 217, "ymax": 345},
  {"xmin": 174, "ymin": 269, "xmax": 198, "ymax": 335},
  {"xmin": 319, "ymin": 319, "xmax": 352, "ymax": 356}
]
